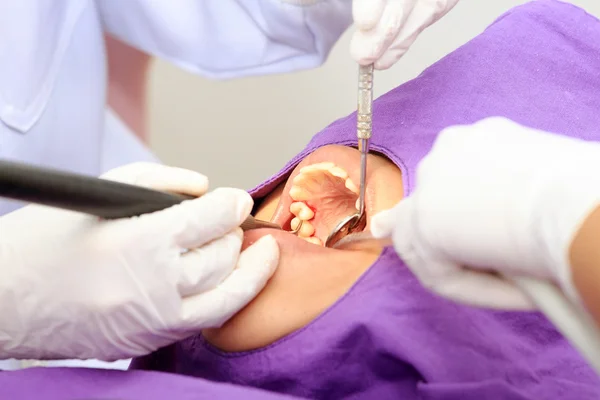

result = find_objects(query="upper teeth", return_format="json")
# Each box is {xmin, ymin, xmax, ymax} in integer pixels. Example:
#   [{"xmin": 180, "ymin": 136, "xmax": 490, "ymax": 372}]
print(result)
[
  {"xmin": 298, "ymin": 162, "xmax": 335, "ymax": 173},
  {"xmin": 328, "ymin": 166, "xmax": 349, "ymax": 179},
  {"xmin": 290, "ymin": 163, "xmax": 359, "ymax": 202},
  {"xmin": 345, "ymin": 178, "xmax": 358, "ymax": 194},
  {"xmin": 290, "ymin": 202, "xmax": 314, "ymax": 220},
  {"xmin": 291, "ymin": 217, "xmax": 315, "ymax": 237}
]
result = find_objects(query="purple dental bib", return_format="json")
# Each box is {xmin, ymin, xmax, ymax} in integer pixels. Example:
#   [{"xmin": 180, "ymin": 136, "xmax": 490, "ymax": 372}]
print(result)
[
  {"xmin": 131, "ymin": 2, "xmax": 600, "ymax": 399},
  {"xmin": 130, "ymin": 1, "xmax": 600, "ymax": 399}
]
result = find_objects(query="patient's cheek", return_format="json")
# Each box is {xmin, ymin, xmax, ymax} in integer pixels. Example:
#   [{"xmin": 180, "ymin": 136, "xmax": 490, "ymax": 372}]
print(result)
[{"xmin": 202, "ymin": 242, "xmax": 379, "ymax": 353}]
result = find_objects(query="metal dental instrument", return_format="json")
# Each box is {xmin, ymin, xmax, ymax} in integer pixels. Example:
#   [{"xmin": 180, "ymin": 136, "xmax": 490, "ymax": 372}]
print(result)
[
  {"xmin": 289, "ymin": 219, "xmax": 303, "ymax": 235},
  {"xmin": 240, "ymin": 215, "xmax": 282, "ymax": 231},
  {"xmin": 325, "ymin": 64, "xmax": 374, "ymax": 248},
  {"xmin": 0, "ymin": 159, "xmax": 281, "ymax": 231}
]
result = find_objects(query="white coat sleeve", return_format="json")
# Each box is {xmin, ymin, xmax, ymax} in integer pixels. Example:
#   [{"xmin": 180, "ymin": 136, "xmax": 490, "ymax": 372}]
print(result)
[{"xmin": 96, "ymin": 0, "xmax": 353, "ymax": 79}]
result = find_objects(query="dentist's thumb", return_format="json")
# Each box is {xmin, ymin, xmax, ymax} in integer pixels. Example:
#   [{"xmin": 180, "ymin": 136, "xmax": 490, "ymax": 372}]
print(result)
[{"xmin": 370, "ymin": 197, "xmax": 415, "ymax": 239}]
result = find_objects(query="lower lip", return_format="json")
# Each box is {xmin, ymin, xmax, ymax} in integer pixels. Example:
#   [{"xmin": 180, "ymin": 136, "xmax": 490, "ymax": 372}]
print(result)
[
  {"xmin": 242, "ymin": 228, "xmax": 334, "ymax": 253},
  {"xmin": 243, "ymin": 228, "xmax": 301, "ymax": 250}
]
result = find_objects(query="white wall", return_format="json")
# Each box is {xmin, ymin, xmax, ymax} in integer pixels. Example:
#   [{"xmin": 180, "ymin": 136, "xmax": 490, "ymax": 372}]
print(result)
[{"xmin": 148, "ymin": 0, "xmax": 599, "ymax": 190}]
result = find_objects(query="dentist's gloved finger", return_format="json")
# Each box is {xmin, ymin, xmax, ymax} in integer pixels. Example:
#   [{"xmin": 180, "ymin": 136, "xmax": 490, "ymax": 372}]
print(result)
[
  {"xmin": 179, "ymin": 235, "xmax": 279, "ymax": 329},
  {"xmin": 350, "ymin": 0, "xmax": 408, "ymax": 65},
  {"xmin": 350, "ymin": 30, "xmax": 381, "ymax": 65},
  {"xmin": 177, "ymin": 229, "xmax": 243, "ymax": 297},
  {"xmin": 158, "ymin": 188, "xmax": 253, "ymax": 249},
  {"xmin": 373, "ymin": 2, "xmax": 436, "ymax": 70},
  {"xmin": 388, "ymin": 207, "xmax": 536, "ymax": 309},
  {"xmin": 353, "ymin": 0, "xmax": 386, "ymax": 30},
  {"xmin": 351, "ymin": 1, "xmax": 409, "ymax": 64},
  {"xmin": 399, "ymin": 237, "xmax": 538, "ymax": 310},
  {"xmin": 370, "ymin": 197, "xmax": 414, "ymax": 239},
  {"xmin": 100, "ymin": 162, "xmax": 160, "ymax": 183},
  {"xmin": 373, "ymin": 0, "xmax": 416, "ymax": 57},
  {"xmin": 101, "ymin": 162, "xmax": 209, "ymax": 196},
  {"xmin": 374, "ymin": 45, "xmax": 409, "ymax": 70},
  {"xmin": 373, "ymin": 14, "xmax": 428, "ymax": 70},
  {"xmin": 133, "ymin": 166, "xmax": 209, "ymax": 197},
  {"xmin": 432, "ymin": 266, "xmax": 537, "ymax": 310}
]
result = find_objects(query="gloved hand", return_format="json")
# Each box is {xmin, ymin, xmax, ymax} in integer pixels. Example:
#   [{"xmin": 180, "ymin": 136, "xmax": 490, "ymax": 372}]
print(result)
[
  {"xmin": 351, "ymin": 0, "xmax": 459, "ymax": 69},
  {"xmin": 371, "ymin": 117, "xmax": 600, "ymax": 309},
  {"xmin": 0, "ymin": 162, "xmax": 279, "ymax": 361}
]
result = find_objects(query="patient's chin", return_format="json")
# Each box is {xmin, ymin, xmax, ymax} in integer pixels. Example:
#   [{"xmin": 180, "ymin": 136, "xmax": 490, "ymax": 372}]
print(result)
[{"xmin": 203, "ymin": 228, "xmax": 379, "ymax": 353}]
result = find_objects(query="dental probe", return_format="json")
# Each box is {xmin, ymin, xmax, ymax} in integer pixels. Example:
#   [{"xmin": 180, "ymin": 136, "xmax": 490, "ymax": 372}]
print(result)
[
  {"xmin": 325, "ymin": 64, "xmax": 374, "ymax": 248},
  {"xmin": 356, "ymin": 63, "xmax": 374, "ymax": 226},
  {"xmin": 334, "ymin": 232, "xmax": 600, "ymax": 376},
  {"xmin": 289, "ymin": 220, "xmax": 303, "ymax": 234},
  {"xmin": 0, "ymin": 159, "xmax": 280, "ymax": 231}
]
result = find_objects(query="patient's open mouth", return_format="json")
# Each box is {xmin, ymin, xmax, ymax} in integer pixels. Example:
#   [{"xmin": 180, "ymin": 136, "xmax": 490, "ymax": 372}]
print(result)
[
  {"xmin": 287, "ymin": 162, "xmax": 360, "ymax": 246},
  {"xmin": 269, "ymin": 145, "xmax": 375, "ymax": 247}
]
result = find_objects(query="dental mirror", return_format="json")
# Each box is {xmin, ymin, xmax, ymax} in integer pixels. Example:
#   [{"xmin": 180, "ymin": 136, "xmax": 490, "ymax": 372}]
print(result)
[
  {"xmin": 325, "ymin": 212, "xmax": 367, "ymax": 248},
  {"xmin": 324, "ymin": 64, "xmax": 373, "ymax": 248}
]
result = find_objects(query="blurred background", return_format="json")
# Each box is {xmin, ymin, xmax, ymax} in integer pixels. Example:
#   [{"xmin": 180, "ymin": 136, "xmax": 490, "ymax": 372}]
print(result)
[{"xmin": 142, "ymin": 0, "xmax": 599, "ymax": 190}]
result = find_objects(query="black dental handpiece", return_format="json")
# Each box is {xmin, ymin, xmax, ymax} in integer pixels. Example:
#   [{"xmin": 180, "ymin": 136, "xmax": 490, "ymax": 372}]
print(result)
[{"xmin": 0, "ymin": 159, "xmax": 280, "ymax": 230}]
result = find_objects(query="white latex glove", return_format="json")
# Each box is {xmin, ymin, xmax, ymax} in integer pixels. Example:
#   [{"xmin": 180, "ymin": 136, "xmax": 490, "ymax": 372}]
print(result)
[
  {"xmin": 371, "ymin": 117, "xmax": 600, "ymax": 309},
  {"xmin": 351, "ymin": 0, "xmax": 459, "ymax": 69},
  {"xmin": 0, "ymin": 162, "xmax": 279, "ymax": 361}
]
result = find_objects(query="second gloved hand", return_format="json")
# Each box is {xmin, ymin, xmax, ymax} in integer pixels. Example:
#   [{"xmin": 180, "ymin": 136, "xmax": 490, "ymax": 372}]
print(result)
[
  {"xmin": 0, "ymin": 163, "xmax": 279, "ymax": 361},
  {"xmin": 351, "ymin": 0, "xmax": 459, "ymax": 69},
  {"xmin": 370, "ymin": 117, "xmax": 600, "ymax": 309}
]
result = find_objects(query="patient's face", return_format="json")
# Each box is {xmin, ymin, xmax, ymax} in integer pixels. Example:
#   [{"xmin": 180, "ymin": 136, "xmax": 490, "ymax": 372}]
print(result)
[{"xmin": 203, "ymin": 144, "xmax": 403, "ymax": 351}]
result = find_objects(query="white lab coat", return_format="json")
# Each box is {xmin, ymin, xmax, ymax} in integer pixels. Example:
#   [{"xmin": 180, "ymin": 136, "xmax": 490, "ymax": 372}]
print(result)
[{"xmin": 0, "ymin": 0, "xmax": 351, "ymax": 369}]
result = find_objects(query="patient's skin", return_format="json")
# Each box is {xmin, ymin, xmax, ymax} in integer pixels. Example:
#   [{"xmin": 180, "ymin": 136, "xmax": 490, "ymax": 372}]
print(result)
[{"xmin": 203, "ymin": 145, "xmax": 403, "ymax": 352}]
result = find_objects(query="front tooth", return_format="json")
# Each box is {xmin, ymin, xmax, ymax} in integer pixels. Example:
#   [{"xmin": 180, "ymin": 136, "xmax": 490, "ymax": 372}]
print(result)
[
  {"xmin": 355, "ymin": 198, "xmax": 360, "ymax": 210},
  {"xmin": 345, "ymin": 178, "xmax": 359, "ymax": 194},
  {"xmin": 298, "ymin": 220, "xmax": 315, "ymax": 237},
  {"xmin": 289, "ymin": 185, "xmax": 310, "ymax": 201},
  {"xmin": 292, "ymin": 173, "xmax": 308, "ymax": 185},
  {"xmin": 303, "ymin": 237, "xmax": 323, "ymax": 246},
  {"xmin": 290, "ymin": 217, "xmax": 302, "ymax": 231},
  {"xmin": 313, "ymin": 162, "xmax": 336, "ymax": 171},
  {"xmin": 328, "ymin": 166, "xmax": 348, "ymax": 179},
  {"xmin": 292, "ymin": 171, "xmax": 325, "ymax": 193},
  {"xmin": 298, "ymin": 165, "xmax": 318, "ymax": 174},
  {"xmin": 299, "ymin": 162, "xmax": 335, "ymax": 174},
  {"xmin": 290, "ymin": 202, "xmax": 314, "ymax": 220}
]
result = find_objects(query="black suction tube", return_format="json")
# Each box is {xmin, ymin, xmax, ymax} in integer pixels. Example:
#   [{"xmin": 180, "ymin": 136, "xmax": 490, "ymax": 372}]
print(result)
[{"xmin": 0, "ymin": 160, "xmax": 193, "ymax": 219}]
